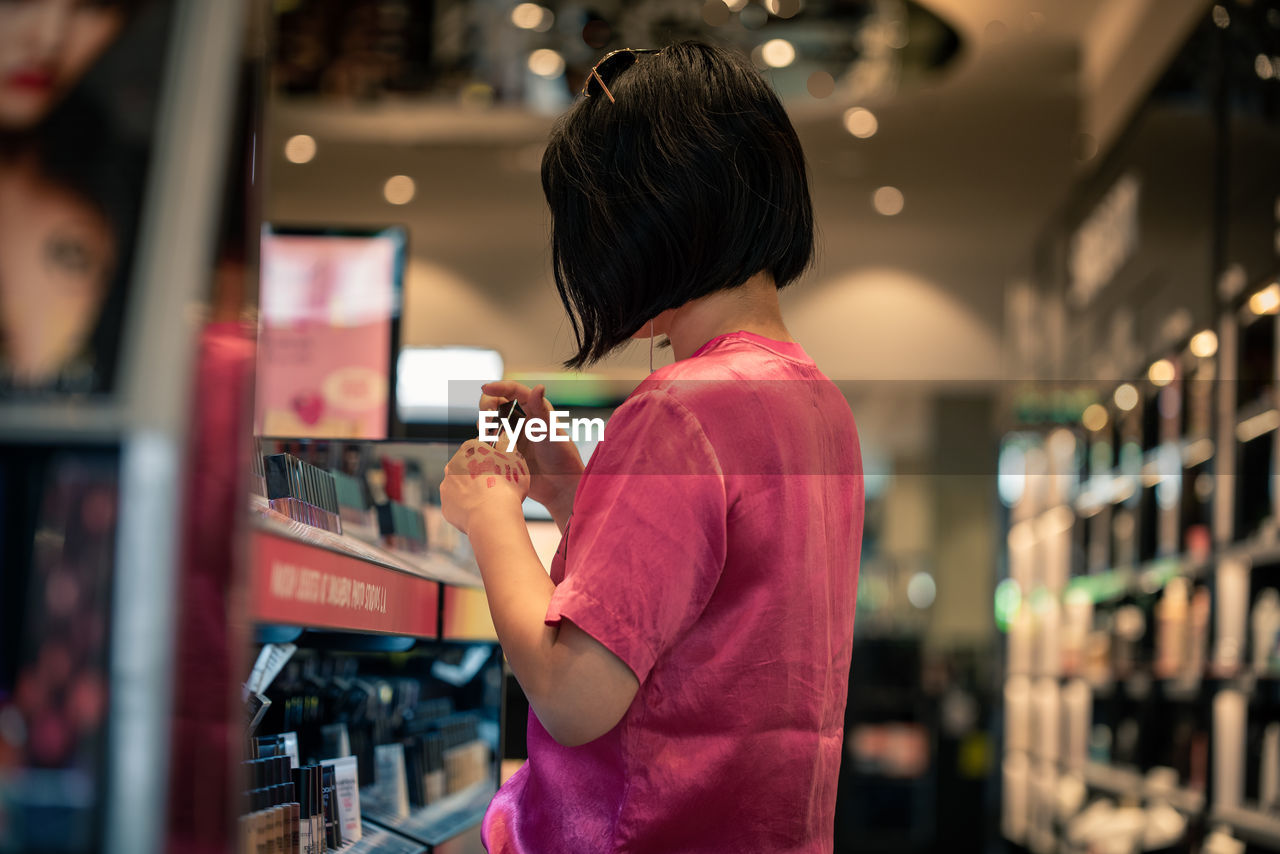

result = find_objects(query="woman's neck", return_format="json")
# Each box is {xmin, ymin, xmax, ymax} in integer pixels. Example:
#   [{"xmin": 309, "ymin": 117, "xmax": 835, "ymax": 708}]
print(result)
[{"xmin": 663, "ymin": 270, "xmax": 794, "ymax": 361}]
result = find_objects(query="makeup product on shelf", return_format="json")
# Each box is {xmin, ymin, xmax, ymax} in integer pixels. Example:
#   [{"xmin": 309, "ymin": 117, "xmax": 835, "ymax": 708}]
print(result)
[
  {"xmin": 319, "ymin": 755, "xmax": 362, "ymax": 844},
  {"xmin": 1214, "ymin": 558, "xmax": 1250, "ymax": 675},
  {"xmin": 241, "ymin": 755, "xmax": 299, "ymax": 854},
  {"xmin": 1061, "ymin": 594, "xmax": 1093, "ymax": 677},
  {"xmin": 1252, "ymin": 588, "xmax": 1280, "ymax": 674},
  {"xmin": 1001, "ymin": 751, "xmax": 1029, "ymax": 845},
  {"xmin": 291, "ymin": 767, "xmax": 317, "ymax": 854},
  {"xmin": 1030, "ymin": 678, "xmax": 1059, "ymax": 764},
  {"xmin": 320, "ymin": 763, "xmax": 342, "ymax": 849},
  {"xmin": 376, "ymin": 500, "xmax": 428, "ymax": 554},
  {"xmin": 264, "ymin": 454, "xmax": 343, "ymax": 534},
  {"xmin": 1035, "ymin": 598, "xmax": 1061, "ymax": 677},
  {"xmin": 1184, "ymin": 586, "xmax": 1210, "ymax": 684},
  {"xmin": 1111, "ymin": 603, "xmax": 1146, "ymax": 680},
  {"xmin": 330, "ymin": 468, "xmax": 379, "ymax": 542},
  {"xmin": 1060, "ymin": 679, "xmax": 1091, "ymax": 774},
  {"xmin": 251, "ymin": 451, "xmax": 267, "ymax": 498},
  {"xmin": 373, "ymin": 742, "xmax": 411, "ymax": 820},
  {"xmin": 1155, "ymin": 577, "xmax": 1189, "ymax": 679},
  {"xmin": 1261, "ymin": 722, "xmax": 1280, "ymax": 812},
  {"xmin": 1004, "ymin": 676, "xmax": 1030, "ymax": 756},
  {"xmin": 1212, "ymin": 689, "xmax": 1247, "ymax": 811},
  {"xmin": 320, "ymin": 722, "xmax": 351, "ymax": 760},
  {"xmin": 1008, "ymin": 606, "xmax": 1034, "ymax": 676},
  {"xmin": 256, "ymin": 732, "xmax": 301, "ymax": 771}
]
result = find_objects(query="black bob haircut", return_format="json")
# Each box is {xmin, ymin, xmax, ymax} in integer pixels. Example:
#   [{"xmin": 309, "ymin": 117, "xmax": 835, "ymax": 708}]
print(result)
[{"xmin": 541, "ymin": 40, "xmax": 815, "ymax": 369}]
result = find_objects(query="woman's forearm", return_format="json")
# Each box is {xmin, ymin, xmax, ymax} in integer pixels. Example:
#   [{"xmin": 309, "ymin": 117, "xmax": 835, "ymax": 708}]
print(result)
[
  {"xmin": 465, "ymin": 500, "xmax": 637, "ymax": 746},
  {"xmin": 467, "ymin": 502, "xmax": 559, "ymax": 700}
]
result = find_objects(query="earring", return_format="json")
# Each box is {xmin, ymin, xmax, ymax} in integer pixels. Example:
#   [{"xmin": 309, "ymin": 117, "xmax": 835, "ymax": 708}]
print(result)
[{"xmin": 649, "ymin": 320, "xmax": 655, "ymax": 373}]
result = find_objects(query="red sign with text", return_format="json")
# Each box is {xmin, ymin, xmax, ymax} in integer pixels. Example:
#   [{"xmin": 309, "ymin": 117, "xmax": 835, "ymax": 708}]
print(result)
[{"xmin": 251, "ymin": 531, "xmax": 439, "ymax": 637}]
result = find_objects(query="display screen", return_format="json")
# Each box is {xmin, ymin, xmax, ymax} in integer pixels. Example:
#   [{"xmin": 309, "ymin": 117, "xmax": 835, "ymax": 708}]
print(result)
[
  {"xmin": 396, "ymin": 347, "xmax": 504, "ymax": 426},
  {"xmin": 256, "ymin": 226, "xmax": 405, "ymax": 440}
]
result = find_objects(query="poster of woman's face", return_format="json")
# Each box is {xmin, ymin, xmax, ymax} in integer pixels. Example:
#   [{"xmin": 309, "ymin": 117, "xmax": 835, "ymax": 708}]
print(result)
[{"xmin": 0, "ymin": 0, "xmax": 171, "ymax": 395}]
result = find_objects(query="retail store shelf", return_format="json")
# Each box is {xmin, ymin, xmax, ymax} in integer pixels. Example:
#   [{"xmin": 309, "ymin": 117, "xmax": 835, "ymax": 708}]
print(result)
[
  {"xmin": 1083, "ymin": 762, "xmax": 1205, "ymax": 815},
  {"xmin": 253, "ymin": 503, "xmax": 486, "ymax": 588},
  {"xmin": 338, "ymin": 827, "xmax": 427, "ymax": 854},
  {"xmin": 1209, "ymin": 806, "xmax": 1280, "ymax": 849},
  {"xmin": 250, "ymin": 514, "xmax": 475, "ymax": 636},
  {"xmin": 363, "ymin": 781, "xmax": 497, "ymax": 847}
]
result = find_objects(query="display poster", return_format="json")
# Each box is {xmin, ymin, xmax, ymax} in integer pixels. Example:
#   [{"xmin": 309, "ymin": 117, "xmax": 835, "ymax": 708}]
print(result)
[
  {"xmin": 256, "ymin": 228, "xmax": 404, "ymax": 440},
  {"xmin": 0, "ymin": 0, "xmax": 173, "ymax": 396}
]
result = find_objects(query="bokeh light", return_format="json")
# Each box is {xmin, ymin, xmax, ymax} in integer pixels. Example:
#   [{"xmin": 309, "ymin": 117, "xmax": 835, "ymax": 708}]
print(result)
[
  {"xmin": 1248, "ymin": 282, "xmax": 1280, "ymax": 315},
  {"xmin": 806, "ymin": 71, "xmax": 835, "ymax": 98},
  {"xmin": 528, "ymin": 49, "xmax": 565, "ymax": 79},
  {"xmin": 283, "ymin": 134, "xmax": 316, "ymax": 164},
  {"xmin": 1113, "ymin": 383, "xmax": 1139, "ymax": 412},
  {"xmin": 1081, "ymin": 403, "xmax": 1109, "ymax": 433},
  {"xmin": 1147, "ymin": 359, "xmax": 1175, "ymax": 387},
  {"xmin": 383, "ymin": 175, "xmax": 416, "ymax": 206},
  {"xmin": 1189, "ymin": 329, "xmax": 1218, "ymax": 358},
  {"xmin": 843, "ymin": 107, "xmax": 878, "ymax": 138},
  {"xmin": 511, "ymin": 3, "xmax": 552, "ymax": 31},
  {"xmin": 872, "ymin": 186, "xmax": 905, "ymax": 216},
  {"xmin": 907, "ymin": 572, "xmax": 937, "ymax": 609},
  {"xmin": 760, "ymin": 39, "xmax": 796, "ymax": 68}
]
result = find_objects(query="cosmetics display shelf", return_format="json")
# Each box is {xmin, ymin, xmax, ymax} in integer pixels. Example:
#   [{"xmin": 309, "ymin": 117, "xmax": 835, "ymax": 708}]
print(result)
[
  {"xmin": 1083, "ymin": 762, "xmax": 1207, "ymax": 815},
  {"xmin": 334, "ymin": 827, "xmax": 427, "ymax": 854},
  {"xmin": 1208, "ymin": 806, "xmax": 1280, "ymax": 849},
  {"xmin": 249, "ymin": 513, "xmax": 484, "ymax": 638},
  {"xmin": 253, "ymin": 500, "xmax": 485, "ymax": 588},
  {"xmin": 363, "ymin": 781, "xmax": 497, "ymax": 847}
]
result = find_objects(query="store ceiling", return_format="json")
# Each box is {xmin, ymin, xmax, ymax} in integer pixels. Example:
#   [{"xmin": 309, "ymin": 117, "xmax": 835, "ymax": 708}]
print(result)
[{"xmin": 263, "ymin": 0, "xmax": 1197, "ymax": 405}]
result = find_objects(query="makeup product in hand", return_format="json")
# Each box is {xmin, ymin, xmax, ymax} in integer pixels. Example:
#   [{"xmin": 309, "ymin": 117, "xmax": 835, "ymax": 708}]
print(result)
[
  {"xmin": 264, "ymin": 454, "xmax": 343, "ymax": 534},
  {"xmin": 486, "ymin": 399, "xmax": 525, "ymax": 448}
]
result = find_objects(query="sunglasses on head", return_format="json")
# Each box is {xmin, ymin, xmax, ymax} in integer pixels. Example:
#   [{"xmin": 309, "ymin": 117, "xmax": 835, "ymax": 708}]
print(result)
[{"xmin": 582, "ymin": 48, "xmax": 662, "ymax": 103}]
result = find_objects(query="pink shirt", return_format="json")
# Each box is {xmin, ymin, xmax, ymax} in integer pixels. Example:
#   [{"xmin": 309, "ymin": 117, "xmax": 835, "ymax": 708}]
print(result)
[{"xmin": 483, "ymin": 331, "xmax": 864, "ymax": 853}]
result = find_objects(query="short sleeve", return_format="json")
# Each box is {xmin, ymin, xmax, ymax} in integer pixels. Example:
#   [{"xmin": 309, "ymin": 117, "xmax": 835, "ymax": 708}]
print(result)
[{"xmin": 545, "ymin": 389, "xmax": 727, "ymax": 683}]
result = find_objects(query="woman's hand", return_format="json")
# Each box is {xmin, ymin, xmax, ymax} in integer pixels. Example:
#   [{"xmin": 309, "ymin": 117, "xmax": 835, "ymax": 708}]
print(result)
[
  {"xmin": 480, "ymin": 381, "xmax": 584, "ymax": 530},
  {"xmin": 440, "ymin": 440, "xmax": 530, "ymax": 536}
]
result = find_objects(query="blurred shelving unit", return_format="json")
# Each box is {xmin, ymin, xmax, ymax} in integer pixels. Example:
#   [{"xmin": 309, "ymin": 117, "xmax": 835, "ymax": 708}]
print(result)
[{"xmin": 998, "ymin": 3, "xmax": 1280, "ymax": 852}]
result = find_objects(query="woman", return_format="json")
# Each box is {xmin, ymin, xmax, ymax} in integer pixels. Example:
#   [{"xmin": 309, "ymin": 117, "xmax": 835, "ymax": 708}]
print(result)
[{"xmin": 440, "ymin": 41, "xmax": 863, "ymax": 853}]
